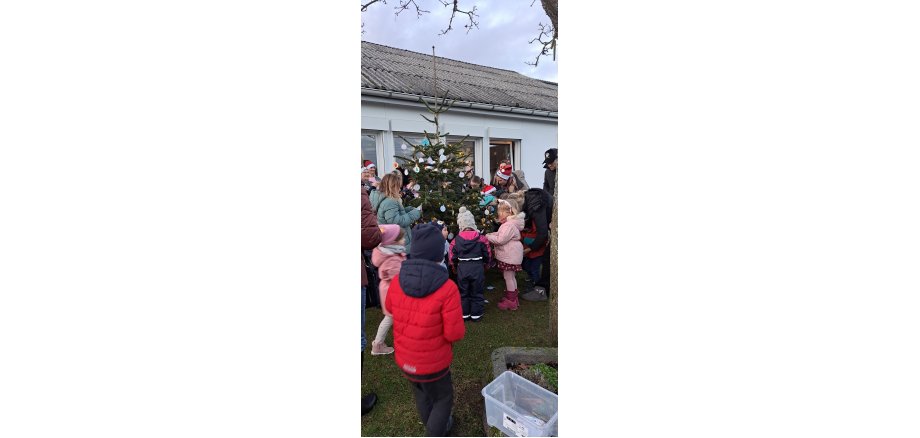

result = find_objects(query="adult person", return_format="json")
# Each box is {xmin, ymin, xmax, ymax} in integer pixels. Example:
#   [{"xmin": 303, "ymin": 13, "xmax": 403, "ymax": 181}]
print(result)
[
  {"xmin": 370, "ymin": 173, "xmax": 422, "ymax": 252},
  {"xmin": 542, "ymin": 148, "xmax": 557, "ymax": 196},
  {"xmin": 362, "ymin": 160, "xmax": 379, "ymax": 193},
  {"xmin": 361, "ymin": 185, "xmax": 383, "ymax": 415},
  {"xmin": 519, "ymin": 187, "xmax": 554, "ymax": 302},
  {"xmin": 491, "ymin": 161, "xmax": 523, "ymax": 197}
]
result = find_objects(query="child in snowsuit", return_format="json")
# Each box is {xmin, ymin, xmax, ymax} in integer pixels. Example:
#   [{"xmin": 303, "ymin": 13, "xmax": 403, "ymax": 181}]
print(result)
[{"xmin": 448, "ymin": 207, "xmax": 493, "ymax": 322}]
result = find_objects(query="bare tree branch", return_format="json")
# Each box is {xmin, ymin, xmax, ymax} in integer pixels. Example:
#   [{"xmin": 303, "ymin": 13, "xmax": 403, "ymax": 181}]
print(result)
[
  {"xmin": 526, "ymin": 22, "xmax": 555, "ymax": 67},
  {"xmin": 395, "ymin": 0, "xmax": 430, "ymax": 18},
  {"xmin": 438, "ymin": 0, "xmax": 478, "ymax": 35},
  {"xmin": 361, "ymin": 0, "xmax": 385, "ymax": 12}
]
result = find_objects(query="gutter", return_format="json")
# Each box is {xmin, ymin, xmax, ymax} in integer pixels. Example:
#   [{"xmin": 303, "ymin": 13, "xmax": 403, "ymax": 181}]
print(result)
[{"xmin": 361, "ymin": 88, "xmax": 558, "ymax": 118}]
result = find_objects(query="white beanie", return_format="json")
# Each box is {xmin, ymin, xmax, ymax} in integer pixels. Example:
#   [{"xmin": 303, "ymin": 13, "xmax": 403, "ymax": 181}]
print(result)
[{"xmin": 457, "ymin": 207, "xmax": 478, "ymax": 232}]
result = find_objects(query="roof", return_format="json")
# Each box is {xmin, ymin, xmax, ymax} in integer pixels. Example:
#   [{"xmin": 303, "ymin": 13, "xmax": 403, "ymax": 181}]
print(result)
[{"xmin": 361, "ymin": 41, "xmax": 557, "ymax": 112}]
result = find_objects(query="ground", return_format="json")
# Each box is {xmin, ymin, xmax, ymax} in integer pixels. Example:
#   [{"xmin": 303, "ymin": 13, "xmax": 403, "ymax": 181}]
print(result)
[{"xmin": 361, "ymin": 269, "xmax": 556, "ymax": 437}]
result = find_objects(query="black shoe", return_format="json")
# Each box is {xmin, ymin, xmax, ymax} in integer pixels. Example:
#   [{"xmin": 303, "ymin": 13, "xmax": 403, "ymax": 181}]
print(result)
[{"xmin": 361, "ymin": 392, "xmax": 377, "ymax": 415}]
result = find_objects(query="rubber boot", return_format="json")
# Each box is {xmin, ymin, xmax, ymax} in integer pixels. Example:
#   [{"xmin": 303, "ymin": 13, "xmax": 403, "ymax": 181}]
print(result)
[{"xmin": 497, "ymin": 290, "xmax": 519, "ymax": 310}]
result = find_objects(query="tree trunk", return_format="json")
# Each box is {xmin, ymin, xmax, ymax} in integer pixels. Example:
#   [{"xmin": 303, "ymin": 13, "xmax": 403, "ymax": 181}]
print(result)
[
  {"xmin": 549, "ymin": 169, "xmax": 558, "ymax": 344},
  {"xmin": 541, "ymin": 0, "xmax": 558, "ymax": 37}
]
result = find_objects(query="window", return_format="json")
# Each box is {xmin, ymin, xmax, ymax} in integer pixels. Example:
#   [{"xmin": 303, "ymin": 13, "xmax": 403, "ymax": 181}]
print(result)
[
  {"xmin": 393, "ymin": 132, "xmax": 431, "ymax": 165},
  {"xmin": 489, "ymin": 139, "xmax": 517, "ymax": 178},
  {"xmin": 361, "ymin": 131, "xmax": 379, "ymax": 176},
  {"xmin": 447, "ymin": 136, "xmax": 476, "ymax": 176}
]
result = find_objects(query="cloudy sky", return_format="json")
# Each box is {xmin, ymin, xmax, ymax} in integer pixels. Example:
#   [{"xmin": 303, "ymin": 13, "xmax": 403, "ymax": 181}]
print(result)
[{"xmin": 361, "ymin": 0, "xmax": 558, "ymax": 82}]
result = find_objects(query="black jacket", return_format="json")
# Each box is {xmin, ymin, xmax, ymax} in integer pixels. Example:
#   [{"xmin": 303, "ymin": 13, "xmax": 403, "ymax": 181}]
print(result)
[
  {"xmin": 523, "ymin": 188, "xmax": 554, "ymax": 250},
  {"xmin": 543, "ymin": 168, "xmax": 556, "ymax": 196}
]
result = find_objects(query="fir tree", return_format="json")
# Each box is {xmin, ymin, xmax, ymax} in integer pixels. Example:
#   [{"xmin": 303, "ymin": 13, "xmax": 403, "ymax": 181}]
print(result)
[{"xmin": 393, "ymin": 94, "xmax": 490, "ymax": 237}]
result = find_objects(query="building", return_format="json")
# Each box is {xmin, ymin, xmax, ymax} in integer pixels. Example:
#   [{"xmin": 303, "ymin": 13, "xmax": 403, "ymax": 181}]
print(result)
[{"xmin": 361, "ymin": 41, "xmax": 557, "ymax": 188}]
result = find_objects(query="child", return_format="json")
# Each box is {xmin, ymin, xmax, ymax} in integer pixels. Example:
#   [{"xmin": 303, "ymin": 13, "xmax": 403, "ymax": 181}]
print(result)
[
  {"xmin": 386, "ymin": 223, "xmax": 465, "ymax": 436},
  {"xmin": 363, "ymin": 160, "xmax": 380, "ymax": 188},
  {"xmin": 370, "ymin": 224, "xmax": 406, "ymax": 355},
  {"xmin": 486, "ymin": 200, "xmax": 526, "ymax": 311},
  {"xmin": 449, "ymin": 207, "xmax": 492, "ymax": 321}
]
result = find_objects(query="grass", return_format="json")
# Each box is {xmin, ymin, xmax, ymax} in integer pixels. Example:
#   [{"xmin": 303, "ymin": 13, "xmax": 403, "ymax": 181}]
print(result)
[{"xmin": 361, "ymin": 269, "xmax": 557, "ymax": 437}]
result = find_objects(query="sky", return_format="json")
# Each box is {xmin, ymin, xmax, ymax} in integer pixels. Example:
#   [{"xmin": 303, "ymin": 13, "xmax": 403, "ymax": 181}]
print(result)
[{"xmin": 361, "ymin": 0, "xmax": 558, "ymax": 82}]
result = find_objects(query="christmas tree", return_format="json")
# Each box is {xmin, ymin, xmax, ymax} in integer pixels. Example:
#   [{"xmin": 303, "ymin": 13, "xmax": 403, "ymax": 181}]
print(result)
[{"xmin": 394, "ymin": 94, "xmax": 489, "ymax": 238}]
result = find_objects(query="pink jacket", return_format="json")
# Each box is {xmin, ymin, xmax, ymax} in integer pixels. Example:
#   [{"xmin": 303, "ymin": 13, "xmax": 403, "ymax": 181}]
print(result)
[
  {"xmin": 371, "ymin": 245, "xmax": 407, "ymax": 316},
  {"xmin": 486, "ymin": 212, "xmax": 526, "ymax": 265}
]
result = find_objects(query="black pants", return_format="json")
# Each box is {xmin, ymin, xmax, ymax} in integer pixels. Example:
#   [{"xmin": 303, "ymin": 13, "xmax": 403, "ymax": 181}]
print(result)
[
  {"xmin": 409, "ymin": 370, "xmax": 454, "ymax": 437},
  {"xmin": 536, "ymin": 239, "xmax": 552, "ymax": 293},
  {"xmin": 457, "ymin": 263, "xmax": 485, "ymax": 317}
]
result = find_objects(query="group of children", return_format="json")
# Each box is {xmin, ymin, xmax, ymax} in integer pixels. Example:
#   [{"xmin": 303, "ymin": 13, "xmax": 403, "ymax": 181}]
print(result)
[{"xmin": 362, "ymin": 158, "xmax": 548, "ymax": 436}]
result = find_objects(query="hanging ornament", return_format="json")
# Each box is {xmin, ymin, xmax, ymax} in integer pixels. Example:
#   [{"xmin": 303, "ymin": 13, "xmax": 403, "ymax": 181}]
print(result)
[
  {"xmin": 440, "ymin": 205, "xmax": 446, "ymax": 212},
  {"xmin": 404, "ymin": 169, "xmax": 409, "ymax": 175},
  {"xmin": 439, "ymin": 148, "xmax": 444, "ymax": 155},
  {"xmin": 442, "ymin": 169, "xmax": 448, "ymax": 173},
  {"xmin": 447, "ymin": 232, "xmax": 454, "ymax": 240},
  {"xmin": 401, "ymin": 144, "xmax": 407, "ymax": 150},
  {"xmin": 413, "ymin": 184, "xmax": 420, "ymax": 191},
  {"xmin": 413, "ymin": 165, "xmax": 420, "ymax": 173},
  {"xmin": 485, "ymin": 209, "xmax": 491, "ymax": 215},
  {"xmin": 440, "ymin": 155, "xmax": 446, "ymax": 162},
  {"xmin": 459, "ymin": 172, "xmax": 465, "ymax": 178},
  {"xmin": 428, "ymin": 157, "xmax": 435, "ymax": 164},
  {"xmin": 421, "ymin": 138, "xmax": 430, "ymax": 146}
]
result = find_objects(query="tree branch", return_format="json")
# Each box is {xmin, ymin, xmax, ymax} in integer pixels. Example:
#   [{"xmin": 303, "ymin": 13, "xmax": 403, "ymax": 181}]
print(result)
[
  {"xmin": 361, "ymin": 0, "xmax": 385, "ymax": 12},
  {"xmin": 395, "ymin": 0, "xmax": 430, "ymax": 18},
  {"xmin": 526, "ymin": 22, "xmax": 556, "ymax": 67},
  {"xmin": 438, "ymin": 0, "xmax": 478, "ymax": 35}
]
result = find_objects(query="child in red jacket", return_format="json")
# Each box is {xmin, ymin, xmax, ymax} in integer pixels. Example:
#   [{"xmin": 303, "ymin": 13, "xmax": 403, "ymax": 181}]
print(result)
[{"xmin": 386, "ymin": 223, "xmax": 465, "ymax": 436}]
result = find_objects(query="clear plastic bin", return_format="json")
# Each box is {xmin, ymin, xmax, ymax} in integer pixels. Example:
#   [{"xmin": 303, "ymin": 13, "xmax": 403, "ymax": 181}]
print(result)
[{"xmin": 482, "ymin": 370, "xmax": 558, "ymax": 437}]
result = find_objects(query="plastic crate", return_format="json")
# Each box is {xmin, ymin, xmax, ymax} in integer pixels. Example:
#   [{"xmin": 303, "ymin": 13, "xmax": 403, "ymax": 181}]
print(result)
[{"xmin": 482, "ymin": 370, "xmax": 558, "ymax": 437}]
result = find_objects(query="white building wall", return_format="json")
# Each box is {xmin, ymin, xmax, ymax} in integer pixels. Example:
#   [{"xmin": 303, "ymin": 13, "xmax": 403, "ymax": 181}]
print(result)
[{"xmin": 361, "ymin": 99, "xmax": 557, "ymax": 189}]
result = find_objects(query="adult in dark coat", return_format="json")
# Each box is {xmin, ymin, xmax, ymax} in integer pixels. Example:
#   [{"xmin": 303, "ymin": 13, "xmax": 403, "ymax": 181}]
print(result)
[
  {"xmin": 361, "ymin": 184, "xmax": 382, "ymax": 415},
  {"xmin": 520, "ymin": 188, "xmax": 554, "ymax": 302},
  {"xmin": 542, "ymin": 148, "xmax": 557, "ymax": 196}
]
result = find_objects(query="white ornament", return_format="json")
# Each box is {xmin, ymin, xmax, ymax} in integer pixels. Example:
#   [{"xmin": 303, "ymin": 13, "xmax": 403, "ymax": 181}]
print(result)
[
  {"xmin": 458, "ymin": 172, "xmax": 465, "ymax": 178},
  {"xmin": 485, "ymin": 209, "xmax": 491, "ymax": 215},
  {"xmin": 428, "ymin": 158, "xmax": 435, "ymax": 164},
  {"xmin": 440, "ymin": 205, "xmax": 446, "ymax": 212},
  {"xmin": 439, "ymin": 148, "xmax": 444, "ymax": 155},
  {"xmin": 401, "ymin": 144, "xmax": 407, "ymax": 150},
  {"xmin": 413, "ymin": 166, "xmax": 420, "ymax": 173},
  {"xmin": 442, "ymin": 169, "xmax": 448, "ymax": 173},
  {"xmin": 440, "ymin": 155, "xmax": 446, "ymax": 162},
  {"xmin": 447, "ymin": 233, "xmax": 454, "ymax": 240},
  {"xmin": 404, "ymin": 169, "xmax": 409, "ymax": 175},
  {"xmin": 413, "ymin": 184, "xmax": 420, "ymax": 191}
]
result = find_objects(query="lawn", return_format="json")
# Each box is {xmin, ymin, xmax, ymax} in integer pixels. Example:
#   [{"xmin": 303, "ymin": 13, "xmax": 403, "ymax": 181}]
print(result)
[{"xmin": 361, "ymin": 270, "xmax": 557, "ymax": 436}]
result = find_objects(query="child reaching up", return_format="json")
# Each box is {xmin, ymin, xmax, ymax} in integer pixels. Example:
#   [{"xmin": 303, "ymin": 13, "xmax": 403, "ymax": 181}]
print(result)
[
  {"xmin": 370, "ymin": 224, "xmax": 407, "ymax": 355},
  {"xmin": 486, "ymin": 200, "xmax": 526, "ymax": 311}
]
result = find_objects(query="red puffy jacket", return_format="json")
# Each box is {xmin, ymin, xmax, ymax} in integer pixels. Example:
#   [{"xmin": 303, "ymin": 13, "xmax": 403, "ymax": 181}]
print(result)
[{"xmin": 386, "ymin": 259, "xmax": 465, "ymax": 379}]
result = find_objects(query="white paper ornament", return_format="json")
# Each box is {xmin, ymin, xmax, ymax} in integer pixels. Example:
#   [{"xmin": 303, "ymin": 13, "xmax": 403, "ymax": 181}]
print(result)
[
  {"xmin": 413, "ymin": 166, "xmax": 420, "ymax": 173},
  {"xmin": 442, "ymin": 169, "xmax": 448, "ymax": 173},
  {"xmin": 413, "ymin": 184, "xmax": 420, "ymax": 191},
  {"xmin": 440, "ymin": 155, "xmax": 446, "ymax": 162},
  {"xmin": 404, "ymin": 169, "xmax": 409, "ymax": 175},
  {"xmin": 459, "ymin": 172, "xmax": 465, "ymax": 178},
  {"xmin": 401, "ymin": 144, "xmax": 407, "ymax": 150},
  {"xmin": 439, "ymin": 148, "xmax": 444, "ymax": 155},
  {"xmin": 485, "ymin": 209, "xmax": 491, "ymax": 215},
  {"xmin": 440, "ymin": 205, "xmax": 446, "ymax": 212}
]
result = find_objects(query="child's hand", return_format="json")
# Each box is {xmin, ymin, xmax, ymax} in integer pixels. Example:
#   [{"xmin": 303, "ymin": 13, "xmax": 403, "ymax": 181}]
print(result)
[{"xmin": 523, "ymin": 248, "xmax": 531, "ymax": 255}]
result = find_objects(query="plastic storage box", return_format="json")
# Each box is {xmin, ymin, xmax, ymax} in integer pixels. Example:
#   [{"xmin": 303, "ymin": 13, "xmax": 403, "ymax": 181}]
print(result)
[{"xmin": 482, "ymin": 370, "xmax": 558, "ymax": 437}]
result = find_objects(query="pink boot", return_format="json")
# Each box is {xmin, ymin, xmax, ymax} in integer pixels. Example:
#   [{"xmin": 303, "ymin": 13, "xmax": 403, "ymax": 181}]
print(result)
[{"xmin": 497, "ymin": 290, "xmax": 519, "ymax": 311}]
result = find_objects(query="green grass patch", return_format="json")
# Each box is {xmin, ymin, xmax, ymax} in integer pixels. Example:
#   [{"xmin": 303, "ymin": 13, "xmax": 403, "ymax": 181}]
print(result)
[{"xmin": 362, "ymin": 270, "xmax": 556, "ymax": 436}]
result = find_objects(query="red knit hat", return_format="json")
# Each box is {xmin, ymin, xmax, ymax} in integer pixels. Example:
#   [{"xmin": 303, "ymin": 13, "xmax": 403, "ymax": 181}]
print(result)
[{"xmin": 482, "ymin": 185, "xmax": 496, "ymax": 195}]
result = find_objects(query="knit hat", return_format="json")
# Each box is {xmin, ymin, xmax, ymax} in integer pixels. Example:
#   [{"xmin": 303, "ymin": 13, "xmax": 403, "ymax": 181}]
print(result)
[
  {"xmin": 363, "ymin": 160, "xmax": 376, "ymax": 170},
  {"xmin": 457, "ymin": 207, "xmax": 478, "ymax": 231},
  {"xmin": 496, "ymin": 163, "xmax": 512, "ymax": 180},
  {"xmin": 409, "ymin": 223, "xmax": 446, "ymax": 262},
  {"xmin": 379, "ymin": 224, "xmax": 401, "ymax": 245},
  {"xmin": 482, "ymin": 185, "xmax": 496, "ymax": 196}
]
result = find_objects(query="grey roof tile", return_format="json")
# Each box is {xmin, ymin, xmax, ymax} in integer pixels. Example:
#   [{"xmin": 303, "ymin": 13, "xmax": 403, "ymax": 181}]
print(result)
[{"xmin": 361, "ymin": 41, "xmax": 557, "ymax": 112}]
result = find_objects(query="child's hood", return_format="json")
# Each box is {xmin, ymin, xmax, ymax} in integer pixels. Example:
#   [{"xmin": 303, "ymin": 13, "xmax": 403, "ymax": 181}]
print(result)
[
  {"xmin": 505, "ymin": 212, "xmax": 526, "ymax": 230},
  {"xmin": 372, "ymin": 245, "xmax": 406, "ymax": 267},
  {"xmin": 397, "ymin": 259, "xmax": 449, "ymax": 298}
]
